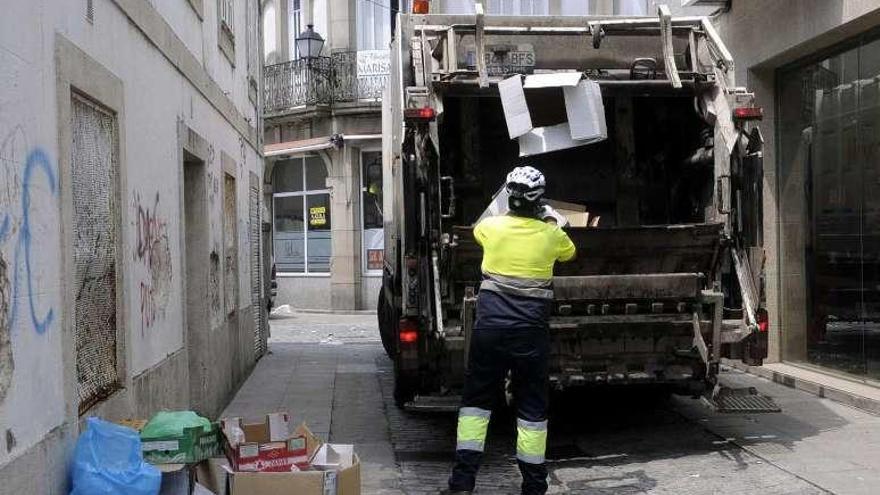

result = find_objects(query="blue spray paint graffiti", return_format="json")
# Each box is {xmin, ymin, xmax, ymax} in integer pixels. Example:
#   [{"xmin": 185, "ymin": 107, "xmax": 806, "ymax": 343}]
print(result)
[{"xmin": 0, "ymin": 149, "xmax": 57, "ymax": 334}]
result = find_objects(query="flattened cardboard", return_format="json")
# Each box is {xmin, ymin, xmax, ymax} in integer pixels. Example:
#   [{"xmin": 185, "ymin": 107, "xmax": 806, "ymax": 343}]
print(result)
[
  {"xmin": 476, "ymin": 185, "xmax": 509, "ymax": 224},
  {"xmin": 522, "ymin": 72, "xmax": 582, "ymax": 88},
  {"xmin": 545, "ymin": 199, "xmax": 589, "ymax": 228},
  {"xmin": 518, "ymin": 122, "xmax": 579, "ymax": 156},
  {"xmin": 312, "ymin": 444, "xmax": 354, "ymax": 470},
  {"xmin": 194, "ymin": 458, "xmax": 230, "ymax": 495},
  {"xmin": 498, "ymin": 76, "xmax": 532, "ymax": 139},
  {"xmin": 564, "ymin": 80, "xmax": 607, "ymax": 142}
]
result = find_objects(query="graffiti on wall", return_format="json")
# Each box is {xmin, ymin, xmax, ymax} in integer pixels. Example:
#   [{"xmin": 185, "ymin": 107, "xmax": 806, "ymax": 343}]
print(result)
[
  {"xmin": 1, "ymin": 127, "xmax": 57, "ymax": 336},
  {"xmin": 132, "ymin": 191, "xmax": 172, "ymax": 333},
  {"xmin": 1, "ymin": 123, "xmax": 58, "ymax": 400}
]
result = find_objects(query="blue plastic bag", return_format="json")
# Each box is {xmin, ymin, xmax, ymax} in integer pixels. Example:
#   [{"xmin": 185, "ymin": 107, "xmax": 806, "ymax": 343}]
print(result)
[{"xmin": 70, "ymin": 417, "xmax": 161, "ymax": 495}]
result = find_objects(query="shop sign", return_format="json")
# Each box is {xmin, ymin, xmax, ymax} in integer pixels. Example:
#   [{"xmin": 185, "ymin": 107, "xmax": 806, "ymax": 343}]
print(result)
[
  {"xmin": 367, "ymin": 249, "xmax": 384, "ymax": 271},
  {"xmin": 309, "ymin": 206, "xmax": 327, "ymax": 226}
]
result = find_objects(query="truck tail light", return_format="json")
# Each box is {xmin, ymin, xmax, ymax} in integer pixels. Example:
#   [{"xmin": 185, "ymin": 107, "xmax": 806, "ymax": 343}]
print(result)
[
  {"xmin": 733, "ymin": 106, "xmax": 764, "ymax": 121},
  {"xmin": 404, "ymin": 107, "xmax": 435, "ymax": 122},
  {"xmin": 399, "ymin": 319, "xmax": 419, "ymax": 343},
  {"xmin": 756, "ymin": 308, "xmax": 769, "ymax": 333},
  {"xmin": 413, "ymin": 0, "xmax": 430, "ymax": 14}
]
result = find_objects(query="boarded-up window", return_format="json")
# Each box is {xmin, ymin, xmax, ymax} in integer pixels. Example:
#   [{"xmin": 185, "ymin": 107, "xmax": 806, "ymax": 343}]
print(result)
[
  {"xmin": 224, "ymin": 174, "xmax": 238, "ymax": 315},
  {"xmin": 71, "ymin": 93, "xmax": 120, "ymax": 413}
]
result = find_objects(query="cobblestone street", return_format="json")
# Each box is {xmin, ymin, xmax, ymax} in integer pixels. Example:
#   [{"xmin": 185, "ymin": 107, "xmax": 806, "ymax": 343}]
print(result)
[{"xmin": 222, "ymin": 313, "xmax": 880, "ymax": 495}]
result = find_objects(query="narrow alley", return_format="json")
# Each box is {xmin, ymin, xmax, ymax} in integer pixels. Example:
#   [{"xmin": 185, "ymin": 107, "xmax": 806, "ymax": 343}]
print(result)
[{"xmin": 222, "ymin": 312, "xmax": 880, "ymax": 495}]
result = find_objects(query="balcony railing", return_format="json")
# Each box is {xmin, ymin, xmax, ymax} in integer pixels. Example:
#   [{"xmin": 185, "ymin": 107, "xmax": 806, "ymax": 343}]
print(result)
[{"xmin": 264, "ymin": 50, "xmax": 389, "ymax": 115}]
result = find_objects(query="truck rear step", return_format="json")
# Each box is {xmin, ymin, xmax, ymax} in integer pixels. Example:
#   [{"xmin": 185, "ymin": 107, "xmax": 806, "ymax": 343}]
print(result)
[
  {"xmin": 703, "ymin": 385, "xmax": 780, "ymax": 413},
  {"xmin": 406, "ymin": 395, "xmax": 462, "ymax": 413}
]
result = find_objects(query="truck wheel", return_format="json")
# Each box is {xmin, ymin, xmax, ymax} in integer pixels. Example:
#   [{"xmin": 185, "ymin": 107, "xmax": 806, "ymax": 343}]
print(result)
[{"xmin": 377, "ymin": 290, "xmax": 395, "ymax": 358}]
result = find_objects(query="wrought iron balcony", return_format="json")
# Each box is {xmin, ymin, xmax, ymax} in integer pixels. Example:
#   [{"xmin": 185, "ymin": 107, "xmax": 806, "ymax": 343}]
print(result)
[{"xmin": 264, "ymin": 50, "xmax": 389, "ymax": 116}]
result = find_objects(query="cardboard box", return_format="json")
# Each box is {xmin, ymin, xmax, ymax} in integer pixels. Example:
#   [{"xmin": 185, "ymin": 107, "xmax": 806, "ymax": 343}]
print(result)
[
  {"xmin": 544, "ymin": 199, "xmax": 592, "ymax": 228},
  {"xmin": 499, "ymin": 73, "xmax": 607, "ymax": 157},
  {"xmin": 221, "ymin": 414, "xmax": 313, "ymax": 473},
  {"xmin": 224, "ymin": 459, "xmax": 360, "ymax": 495},
  {"xmin": 122, "ymin": 418, "xmax": 221, "ymax": 465},
  {"xmin": 477, "ymin": 188, "xmax": 595, "ymax": 228},
  {"xmin": 217, "ymin": 414, "xmax": 361, "ymax": 495}
]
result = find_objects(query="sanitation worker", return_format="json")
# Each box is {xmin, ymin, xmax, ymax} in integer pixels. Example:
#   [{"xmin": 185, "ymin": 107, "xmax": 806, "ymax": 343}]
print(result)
[{"xmin": 447, "ymin": 166, "xmax": 576, "ymax": 495}]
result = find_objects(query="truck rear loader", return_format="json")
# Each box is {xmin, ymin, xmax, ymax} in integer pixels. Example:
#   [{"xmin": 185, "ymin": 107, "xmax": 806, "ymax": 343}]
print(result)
[{"xmin": 378, "ymin": 7, "xmax": 775, "ymax": 413}]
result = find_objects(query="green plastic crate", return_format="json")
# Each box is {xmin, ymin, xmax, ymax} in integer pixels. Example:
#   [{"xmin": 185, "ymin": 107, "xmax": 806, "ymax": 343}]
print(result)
[{"xmin": 140, "ymin": 423, "xmax": 221, "ymax": 464}]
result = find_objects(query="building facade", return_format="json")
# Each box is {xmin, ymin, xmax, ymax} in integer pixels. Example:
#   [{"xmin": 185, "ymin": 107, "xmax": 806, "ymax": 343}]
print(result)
[
  {"xmin": 0, "ymin": 0, "xmax": 266, "ymax": 492},
  {"xmin": 697, "ymin": 0, "xmax": 880, "ymax": 387},
  {"xmin": 262, "ymin": 0, "xmax": 390, "ymax": 310}
]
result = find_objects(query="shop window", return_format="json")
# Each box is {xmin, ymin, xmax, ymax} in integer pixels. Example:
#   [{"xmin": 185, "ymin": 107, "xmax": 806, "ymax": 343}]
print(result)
[
  {"xmin": 361, "ymin": 151, "xmax": 384, "ymax": 275},
  {"xmin": 777, "ymin": 34, "xmax": 880, "ymax": 380},
  {"xmin": 273, "ymin": 157, "xmax": 331, "ymax": 274}
]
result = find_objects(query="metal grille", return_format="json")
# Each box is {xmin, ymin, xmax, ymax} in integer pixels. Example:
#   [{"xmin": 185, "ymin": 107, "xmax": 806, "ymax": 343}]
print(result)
[
  {"xmin": 707, "ymin": 386, "xmax": 781, "ymax": 413},
  {"xmin": 224, "ymin": 175, "xmax": 237, "ymax": 315},
  {"xmin": 71, "ymin": 93, "xmax": 120, "ymax": 413},
  {"xmin": 264, "ymin": 57, "xmax": 333, "ymax": 114},
  {"xmin": 263, "ymin": 51, "xmax": 389, "ymax": 114},
  {"xmin": 249, "ymin": 173, "xmax": 266, "ymax": 357}
]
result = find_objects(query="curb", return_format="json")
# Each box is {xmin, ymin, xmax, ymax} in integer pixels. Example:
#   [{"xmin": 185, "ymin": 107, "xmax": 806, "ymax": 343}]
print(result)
[
  {"xmin": 270, "ymin": 308, "xmax": 377, "ymax": 317},
  {"xmin": 724, "ymin": 359, "xmax": 880, "ymax": 416}
]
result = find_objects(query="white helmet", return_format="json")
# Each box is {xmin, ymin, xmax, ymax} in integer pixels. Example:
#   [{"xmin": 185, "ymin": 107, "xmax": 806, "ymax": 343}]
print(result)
[{"xmin": 506, "ymin": 166, "xmax": 545, "ymax": 202}]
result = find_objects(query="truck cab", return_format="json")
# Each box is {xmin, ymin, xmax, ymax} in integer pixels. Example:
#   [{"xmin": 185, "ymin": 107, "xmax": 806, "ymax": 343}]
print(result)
[{"xmin": 379, "ymin": 9, "xmax": 771, "ymax": 412}]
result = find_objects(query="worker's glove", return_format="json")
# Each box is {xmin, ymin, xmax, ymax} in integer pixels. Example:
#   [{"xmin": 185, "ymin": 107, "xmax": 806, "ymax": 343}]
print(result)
[{"xmin": 540, "ymin": 205, "xmax": 569, "ymax": 228}]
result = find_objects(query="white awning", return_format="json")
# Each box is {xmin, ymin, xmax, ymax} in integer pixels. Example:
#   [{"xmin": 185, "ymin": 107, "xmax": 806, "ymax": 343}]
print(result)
[
  {"xmin": 264, "ymin": 134, "xmax": 383, "ymax": 158},
  {"xmin": 264, "ymin": 137, "xmax": 334, "ymax": 157}
]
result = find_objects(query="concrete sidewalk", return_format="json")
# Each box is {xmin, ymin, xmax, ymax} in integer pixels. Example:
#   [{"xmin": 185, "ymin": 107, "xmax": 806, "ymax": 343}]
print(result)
[
  {"xmin": 675, "ymin": 368, "xmax": 880, "ymax": 495},
  {"xmin": 222, "ymin": 314, "xmax": 880, "ymax": 494},
  {"xmin": 222, "ymin": 313, "xmax": 402, "ymax": 494}
]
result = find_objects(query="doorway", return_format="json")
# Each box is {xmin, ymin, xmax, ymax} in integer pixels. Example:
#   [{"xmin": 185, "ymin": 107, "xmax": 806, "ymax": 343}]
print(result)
[{"xmin": 183, "ymin": 153, "xmax": 210, "ymax": 413}]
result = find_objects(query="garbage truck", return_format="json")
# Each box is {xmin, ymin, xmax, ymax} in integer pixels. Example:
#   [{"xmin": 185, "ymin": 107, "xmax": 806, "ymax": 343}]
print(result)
[{"xmin": 378, "ymin": 7, "xmax": 775, "ymax": 413}]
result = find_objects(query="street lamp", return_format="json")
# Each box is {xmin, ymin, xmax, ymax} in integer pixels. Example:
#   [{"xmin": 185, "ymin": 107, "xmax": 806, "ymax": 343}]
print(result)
[{"xmin": 295, "ymin": 24, "xmax": 324, "ymax": 60}]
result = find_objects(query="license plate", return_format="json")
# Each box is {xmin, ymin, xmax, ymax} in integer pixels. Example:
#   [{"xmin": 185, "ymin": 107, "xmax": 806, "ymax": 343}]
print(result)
[{"xmin": 466, "ymin": 45, "xmax": 535, "ymax": 75}]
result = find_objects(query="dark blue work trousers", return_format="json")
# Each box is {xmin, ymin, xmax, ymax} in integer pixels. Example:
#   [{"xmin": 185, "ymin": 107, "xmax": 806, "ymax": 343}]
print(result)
[{"xmin": 449, "ymin": 326, "xmax": 550, "ymax": 495}]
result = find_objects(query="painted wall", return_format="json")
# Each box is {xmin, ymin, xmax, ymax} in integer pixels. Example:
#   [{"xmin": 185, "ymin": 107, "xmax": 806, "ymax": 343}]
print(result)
[
  {"xmin": 0, "ymin": 0, "xmax": 264, "ymax": 486},
  {"xmin": 1, "ymin": 0, "xmax": 68, "ymax": 469}
]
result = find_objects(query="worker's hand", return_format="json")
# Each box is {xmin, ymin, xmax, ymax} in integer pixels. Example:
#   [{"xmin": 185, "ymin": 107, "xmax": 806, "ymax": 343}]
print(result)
[{"xmin": 541, "ymin": 205, "xmax": 568, "ymax": 228}]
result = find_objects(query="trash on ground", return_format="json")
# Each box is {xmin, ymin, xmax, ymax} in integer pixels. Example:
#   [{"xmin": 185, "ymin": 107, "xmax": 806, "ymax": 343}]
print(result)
[
  {"xmin": 218, "ymin": 411, "xmax": 361, "ymax": 494},
  {"xmin": 270, "ymin": 304, "xmax": 296, "ymax": 317},
  {"xmin": 70, "ymin": 417, "xmax": 162, "ymax": 495},
  {"xmin": 134, "ymin": 411, "xmax": 221, "ymax": 464}
]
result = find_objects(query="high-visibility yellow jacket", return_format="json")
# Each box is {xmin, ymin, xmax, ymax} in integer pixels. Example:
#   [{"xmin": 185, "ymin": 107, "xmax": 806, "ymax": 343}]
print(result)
[
  {"xmin": 475, "ymin": 214, "xmax": 576, "ymax": 281},
  {"xmin": 473, "ymin": 214, "xmax": 576, "ymax": 328}
]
